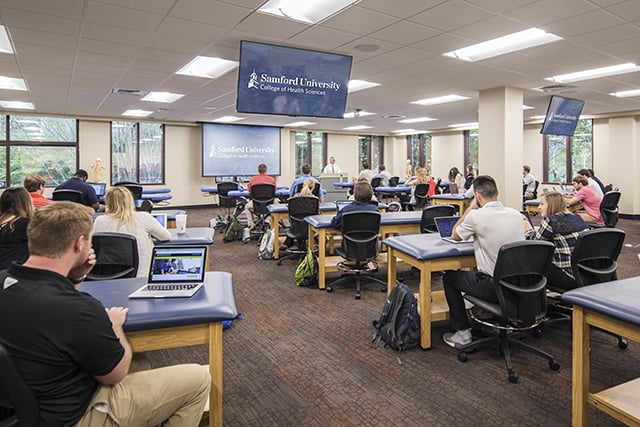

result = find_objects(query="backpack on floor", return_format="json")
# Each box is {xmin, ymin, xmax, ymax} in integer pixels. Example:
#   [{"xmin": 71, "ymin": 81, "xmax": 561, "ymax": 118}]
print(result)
[
  {"xmin": 294, "ymin": 248, "xmax": 318, "ymax": 288},
  {"xmin": 223, "ymin": 216, "xmax": 243, "ymax": 243},
  {"xmin": 257, "ymin": 229, "xmax": 275, "ymax": 259},
  {"xmin": 371, "ymin": 281, "xmax": 420, "ymax": 352}
]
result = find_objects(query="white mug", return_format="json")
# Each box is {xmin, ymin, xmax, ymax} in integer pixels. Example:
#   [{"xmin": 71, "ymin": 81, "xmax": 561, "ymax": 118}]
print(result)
[{"xmin": 175, "ymin": 214, "xmax": 187, "ymax": 234}]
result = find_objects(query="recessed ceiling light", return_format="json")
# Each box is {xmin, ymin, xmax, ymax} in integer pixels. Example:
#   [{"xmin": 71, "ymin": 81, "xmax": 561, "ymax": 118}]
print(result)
[
  {"xmin": 348, "ymin": 80, "xmax": 381, "ymax": 93},
  {"xmin": 0, "ymin": 101, "xmax": 34, "ymax": 110},
  {"xmin": 411, "ymin": 94, "xmax": 469, "ymax": 106},
  {"xmin": 122, "ymin": 109, "xmax": 153, "ymax": 117},
  {"xmin": 257, "ymin": 0, "xmax": 358, "ymax": 24},
  {"xmin": 522, "ymin": 105, "xmax": 535, "ymax": 110},
  {"xmin": 546, "ymin": 63, "xmax": 640, "ymax": 83},
  {"xmin": 214, "ymin": 116, "xmax": 245, "ymax": 123},
  {"xmin": 610, "ymin": 89, "xmax": 640, "ymax": 98},
  {"xmin": 176, "ymin": 56, "xmax": 239, "ymax": 79},
  {"xmin": 0, "ymin": 26, "xmax": 14, "ymax": 54},
  {"xmin": 443, "ymin": 28, "xmax": 562, "ymax": 62},
  {"xmin": 0, "ymin": 76, "xmax": 26, "ymax": 91},
  {"xmin": 448, "ymin": 122, "xmax": 479, "ymax": 128},
  {"xmin": 141, "ymin": 91, "xmax": 184, "ymax": 103},
  {"xmin": 285, "ymin": 121, "xmax": 316, "ymax": 127},
  {"xmin": 398, "ymin": 117, "xmax": 437, "ymax": 123},
  {"xmin": 343, "ymin": 125, "xmax": 373, "ymax": 130},
  {"xmin": 343, "ymin": 110, "xmax": 375, "ymax": 118},
  {"xmin": 529, "ymin": 115, "xmax": 546, "ymax": 120}
]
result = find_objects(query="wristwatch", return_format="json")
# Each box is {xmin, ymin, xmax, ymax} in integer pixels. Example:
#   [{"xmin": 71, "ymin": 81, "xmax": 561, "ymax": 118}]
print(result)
[{"xmin": 68, "ymin": 275, "xmax": 87, "ymax": 285}]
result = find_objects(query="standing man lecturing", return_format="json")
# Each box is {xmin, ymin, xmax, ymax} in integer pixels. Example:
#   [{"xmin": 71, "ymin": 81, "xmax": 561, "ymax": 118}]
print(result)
[{"xmin": 323, "ymin": 156, "xmax": 341, "ymax": 174}]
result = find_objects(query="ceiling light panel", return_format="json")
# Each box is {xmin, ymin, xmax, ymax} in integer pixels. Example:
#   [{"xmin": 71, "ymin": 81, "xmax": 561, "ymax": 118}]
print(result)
[
  {"xmin": 343, "ymin": 110, "xmax": 375, "ymax": 118},
  {"xmin": 0, "ymin": 101, "xmax": 34, "ymax": 110},
  {"xmin": 285, "ymin": 121, "xmax": 316, "ymax": 127},
  {"xmin": 0, "ymin": 76, "xmax": 27, "ymax": 91},
  {"xmin": 176, "ymin": 56, "xmax": 239, "ymax": 79},
  {"xmin": 141, "ymin": 91, "xmax": 185, "ymax": 103},
  {"xmin": 343, "ymin": 125, "xmax": 373, "ymax": 130},
  {"xmin": 0, "ymin": 26, "xmax": 14, "ymax": 54},
  {"xmin": 347, "ymin": 80, "xmax": 381, "ymax": 93},
  {"xmin": 546, "ymin": 63, "xmax": 640, "ymax": 83},
  {"xmin": 214, "ymin": 116, "xmax": 245, "ymax": 123},
  {"xmin": 258, "ymin": 0, "xmax": 358, "ymax": 24},
  {"xmin": 610, "ymin": 89, "xmax": 640, "ymax": 97},
  {"xmin": 122, "ymin": 109, "xmax": 153, "ymax": 117},
  {"xmin": 448, "ymin": 122, "xmax": 479, "ymax": 128},
  {"xmin": 411, "ymin": 95, "xmax": 469, "ymax": 106},
  {"xmin": 398, "ymin": 117, "xmax": 437, "ymax": 123}
]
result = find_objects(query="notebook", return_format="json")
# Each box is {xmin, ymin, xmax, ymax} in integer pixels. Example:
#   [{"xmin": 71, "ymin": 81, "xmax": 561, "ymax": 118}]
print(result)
[
  {"xmin": 88, "ymin": 182, "xmax": 106, "ymax": 197},
  {"xmin": 150, "ymin": 212, "xmax": 168, "ymax": 228},
  {"xmin": 128, "ymin": 246, "xmax": 207, "ymax": 299},
  {"xmin": 335, "ymin": 200, "xmax": 353, "ymax": 212},
  {"xmin": 434, "ymin": 216, "xmax": 472, "ymax": 244},
  {"xmin": 449, "ymin": 183, "xmax": 458, "ymax": 194}
]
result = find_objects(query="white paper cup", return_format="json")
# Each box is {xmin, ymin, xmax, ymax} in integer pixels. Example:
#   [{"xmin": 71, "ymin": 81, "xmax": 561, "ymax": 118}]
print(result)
[{"xmin": 175, "ymin": 214, "xmax": 187, "ymax": 234}]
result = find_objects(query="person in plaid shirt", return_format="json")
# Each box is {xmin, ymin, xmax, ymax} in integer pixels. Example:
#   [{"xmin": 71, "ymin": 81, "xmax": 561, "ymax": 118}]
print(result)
[{"xmin": 525, "ymin": 191, "xmax": 588, "ymax": 290}]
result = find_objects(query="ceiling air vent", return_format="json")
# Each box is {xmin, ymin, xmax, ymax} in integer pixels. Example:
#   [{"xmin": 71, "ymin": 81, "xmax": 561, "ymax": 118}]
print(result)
[
  {"xmin": 111, "ymin": 88, "xmax": 147, "ymax": 96},
  {"xmin": 382, "ymin": 114, "xmax": 406, "ymax": 119},
  {"xmin": 535, "ymin": 84, "xmax": 576, "ymax": 93}
]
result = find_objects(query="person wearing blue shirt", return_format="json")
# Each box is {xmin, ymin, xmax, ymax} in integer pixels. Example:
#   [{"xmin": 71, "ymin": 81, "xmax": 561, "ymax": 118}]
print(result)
[
  {"xmin": 289, "ymin": 164, "xmax": 321, "ymax": 197},
  {"xmin": 330, "ymin": 181, "xmax": 378, "ymax": 228},
  {"xmin": 55, "ymin": 169, "xmax": 100, "ymax": 211}
]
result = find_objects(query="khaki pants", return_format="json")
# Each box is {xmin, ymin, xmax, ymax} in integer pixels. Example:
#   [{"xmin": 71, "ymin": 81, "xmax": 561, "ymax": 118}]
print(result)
[
  {"xmin": 75, "ymin": 363, "xmax": 210, "ymax": 427},
  {"xmin": 242, "ymin": 200, "xmax": 254, "ymax": 227}
]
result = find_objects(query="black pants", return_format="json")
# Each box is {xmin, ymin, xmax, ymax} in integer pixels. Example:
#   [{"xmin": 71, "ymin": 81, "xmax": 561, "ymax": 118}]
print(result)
[
  {"xmin": 443, "ymin": 270, "xmax": 497, "ymax": 330},
  {"xmin": 546, "ymin": 263, "xmax": 578, "ymax": 292}
]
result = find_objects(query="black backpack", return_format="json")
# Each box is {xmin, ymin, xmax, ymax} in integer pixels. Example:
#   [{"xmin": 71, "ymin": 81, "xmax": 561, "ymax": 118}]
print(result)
[{"xmin": 372, "ymin": 281, "xmax": 420, "ymax": 352}]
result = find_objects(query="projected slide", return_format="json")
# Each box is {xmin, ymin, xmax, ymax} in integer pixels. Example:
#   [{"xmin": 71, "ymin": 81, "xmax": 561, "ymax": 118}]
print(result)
[{"xmin": 202, "ymin": 123, "xmax": 281, "ymax": 176}]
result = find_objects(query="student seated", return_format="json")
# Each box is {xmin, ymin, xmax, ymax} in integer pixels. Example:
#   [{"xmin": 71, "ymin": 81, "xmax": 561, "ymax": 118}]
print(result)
[
  {"xmin": 93, "ymin": 186, "xmax": 170, "ymax": 277},
  {"xmin": 24, "ymin": 174, "xmax": 53, "ymax": 208},
  {"xmin": 525, "ymin": 191, "xmax": 588, "ymax": 290},
  {"xmin": 0, "ymin": 202, "xmax": 210, "ymax": 426},
  {"xmin": 242, "ymin": 163, "xmax": 276, "ymax": 228},
  {"xmin": 0, "ymin": 187, "xmax": 34, "ymax": 270},
  {"xmin": 522, "ymin": 165, "xmax": 536, "ymax": 200},
  {"xmin": 55, "ymin": 169, "xmax": 100, "ymax": 211},
  {"xmin": 564, "ymin": 175, "xmax": 603, "ymax": 224},
  {"xmin": 289, "ymin": 163, "xmax": 322, "ymax": 199},
  {"xmin": 448, "ymin": 167, "xmax": 464, "ymax": 194},
  {"xmin": 348, "ymin": 177, "xmax": 378, "ymax": 202},
  {"xmin": 330, "ymin": 181, "xmax": 378, "ymax": 228}
]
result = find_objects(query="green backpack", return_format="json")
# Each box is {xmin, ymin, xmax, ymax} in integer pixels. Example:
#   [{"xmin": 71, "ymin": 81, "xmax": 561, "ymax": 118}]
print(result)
[
  {"xmin": 294, "ymin": 249, "xmax": 318, "ymax": 288},
  {"xmin": 223, "ymin": 216, "xmax": 243, "ymax": 243}
]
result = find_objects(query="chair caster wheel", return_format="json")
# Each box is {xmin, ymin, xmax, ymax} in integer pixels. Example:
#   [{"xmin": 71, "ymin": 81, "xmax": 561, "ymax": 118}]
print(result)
[
  {"xmin": 380, "ymin": 287, "xmax": 387, "ymax": 292},
  {"xmin": 531, "ymin": 327, "xmax": 543, "ymax": 338},
  {"xmin": 549, "ymin": 360, "xmax": 560, "ymax": 371},
  {"xmin": 618, "ymin": 337, "xmax": 628, "ymax": 349},
  {"xmin": 508, "ymin": 372, "xmax": 518, "ymax": 384},
  {"xmin": 457, "ymin": 352, "xmax": 468, "ymax": 363},
  {"xmin": 326, "ymin": 287, "xmax": 333, "ymax": 293},
  {"xmin": 277, "ymin": 260, "xmax": 282, "ymax": 266},
  {"xmin": 355, "ymin": 294, "xmax": 361, "ymax": 300}
]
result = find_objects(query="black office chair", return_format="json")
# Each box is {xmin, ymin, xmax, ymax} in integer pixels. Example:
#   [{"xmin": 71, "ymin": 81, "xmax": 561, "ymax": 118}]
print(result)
[
  {"xmin": 455, "ymin": 240, "xmax": 559, "ymax": 384},
  {"xmin": 420, "ymin": 205, "xmax": 456, "ymax": 233},
  {"xmin": 121, "ymin": 184, "xmax": 143, "ymax": 201},
  {"xmin": 533, "ymin": 180, "xmax": 540, "ymax": 199},
  {"xmin": 388, "ymin": 176, "xmax": 399, "ymax": 187},
  {"xmin": 249, "ymin": 183, "xmax": 276, "ymax": 236},
  {"xmin": 295, "ymin": 182, "xmax": 321, "ymax": 197},
  {"xmin": 86, "ymin": 233, "xmax": 139, "ymax": 281},
  {"xmin": 597, "ymin": 191, "xmax": 621, "ymax": 228},
  {"xmin": 370, "ymin": 177, "xmax": 382, "ymax": 188},
  {"xmin": 277, "ymin": 196, "xmax": 319, "ymax": 265},
  {"xmin": 113, "ymin": 181, "xmax": 138, "ymax": 187},
  {"xmin": 216, "ymin": 182, "xmax": 239, "ymax": 219},
  {"xmin": 0, "ymin": 342, "xmax": 39, "ymax": 427},
  {"xmin": 52, "ymin": 189, "xmax": 85, "ymax": 205},
  {"xmin": 414, "ymin": 183, "xmax": 430, "ymax": 209},
  {"xmin": 326, "ymin": 211, "xmax": 385, "ymax": 299},
  {"xmin": 435, "ymin": 178, "xmax": 442, "ymax": 194}
]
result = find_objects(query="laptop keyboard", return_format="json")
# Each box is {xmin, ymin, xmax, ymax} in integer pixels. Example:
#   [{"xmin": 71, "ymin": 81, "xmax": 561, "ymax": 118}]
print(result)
[{"xmin": 146, "ymin": 284, "xmax": 199, "ymax": 291}]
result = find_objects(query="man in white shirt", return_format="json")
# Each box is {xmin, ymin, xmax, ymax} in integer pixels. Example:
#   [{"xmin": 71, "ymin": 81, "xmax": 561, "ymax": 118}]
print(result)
[
  {"xmin": 357, "ymin": 161, "xmax": 374, "ymax": 183},
  {"xmin": 322, "ymin": 156, "xmax": 341, "ymax": 174},
  {"xmin": 373, "ymin": 164, "xmax": 392, "ymax": 186},
  {"xmin": 522, "ymin": 165, "xmax": 536, "ymax": 200},
  {"xmin": 442, "ymin": 175, "xmax": 527, "ymax": 348},
  {"xmin": 577, "ymin": 168, "xmax": 604, "ymax": 198}
]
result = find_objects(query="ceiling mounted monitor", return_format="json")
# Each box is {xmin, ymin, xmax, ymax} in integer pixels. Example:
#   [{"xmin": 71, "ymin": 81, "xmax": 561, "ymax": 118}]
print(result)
[{"xmin": 540, "ymin": 95, "xmax": 585, "ymax": 136}]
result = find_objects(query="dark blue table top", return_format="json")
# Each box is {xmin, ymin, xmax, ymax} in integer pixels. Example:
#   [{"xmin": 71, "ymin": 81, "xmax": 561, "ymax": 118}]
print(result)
[
  {"xmin": 142, "ymin": 188, "xmax": 171, "ymax": 194},
  {"xmin": 333, "ymin": 182, "xmax": 354, "ymax": 188},
  {"xmin": 562, "ymin": 277, "xmax": 640, "ymax": 326},
  {"xmin": 155, "ymin": 227, "xmax": 214, "ymax": 245},
  {"xmin": 200, "ymin": 185, "xmax": 289, "ymax": 194},
  {"xmin": 141, "ymin": 193, "xmax": 172, "ymax": 201},
  {"xmin": 80, "ymin": 272, "xmax": 238, "ymax": 332},
  {"xmin": 305, "ymin": 211, "xmax": 422, "ymax": 228},
  {"xmin": 267, "ymin": 201, "xmax": 389, "ymax": 214},
  {"xmin": 376, "ymin": 186, "xmax": 411, "ymax": 193},
  {"xmin": 383, "ymin": 233, "xmax": 474, "ymax": 260},
  {"xmin": 431, "ymin": 194, "xmax": 471, "ymax": 200}
]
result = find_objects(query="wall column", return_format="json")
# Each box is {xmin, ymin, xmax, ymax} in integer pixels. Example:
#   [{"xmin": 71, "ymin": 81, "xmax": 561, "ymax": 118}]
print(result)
[{"xmin": 607, "ymin": 117, "xmax": 639, "ymax": 215}]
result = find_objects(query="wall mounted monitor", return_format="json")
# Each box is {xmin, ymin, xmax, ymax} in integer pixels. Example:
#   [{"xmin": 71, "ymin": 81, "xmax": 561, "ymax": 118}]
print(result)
[
  {"xmin": 540, "ymin": 95, "xmax": 585, "ymax": 136},
  {"xmin": 236, "ymin": 40, "xmax": 353, "ymax": 119}
]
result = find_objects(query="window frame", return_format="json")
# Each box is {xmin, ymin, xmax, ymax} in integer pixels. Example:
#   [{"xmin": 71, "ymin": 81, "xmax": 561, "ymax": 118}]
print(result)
[
  {"xmin": 294, "ymin": 131, "xmax": 327, "ymax": 176},
  {"xmin": 542, "ymin": 119, "xmax": 593, "ymax": 184},
  {"xmin": 110, "ymin": 121, "xmax": 165, "ymax": 185},
  {"xmin": 358, "ymin": 135, "xmax": 384, "ymax": 171},
  {"xmin": 405, "ymin": 133, "xmax": 431, "ymax": 170},
  {"xmin": 463, "ymin": 129, "xmax": 479, "ymax": 172}
]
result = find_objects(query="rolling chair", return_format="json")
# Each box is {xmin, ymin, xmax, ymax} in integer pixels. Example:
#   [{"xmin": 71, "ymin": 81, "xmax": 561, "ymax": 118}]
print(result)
[
  {"xmin": 455, "ymin": 240, "xmax": 559, "ymax": 383},
  {"xmin": 295, "ymin": 181, "xmax": 321, "ymax": 197},
  {"xmin": 0, "ymin": 342, "xmax": 39, "ymax": 427},
  {"xmin": 388, "ymin": 176, "xmax": 399, "ymax": 187},
  {"xmin": 113, "ymin": 181, "xmax": 138, "ymax": 186},
  {"xmin": 597, "ymin": 191, "xmax": 621, "ymax": 228},
  {"xmin": 121, "ymin": 184, "xmax": 143, "ymax": 201},
  {"xmin": 420, "ymin": 204, "xmax": 456, "ymax": 233},
  {"xmin": 86, "ymin": 233, "xmax": 139, "ymax": 280},
  {"xmin": 216, "ymin": 182, "xmax": 240, "ymax": 223},
  {"xmin": 52, "ymin": 189, "xmax": 84, "ymax": 205},
  {"xmin": 370, "ymin": 177, "xmax": 382, "ymax": 188},
  {"xmin": 413, "ymin": 183, "xmax": 430, "ymax": 209},
  {"xmin": 249, "ymin": 183, "xmax": 276, "ymax": 236},
  {"xmin": 326, "ymin": 210, "xmax": 385, "ymax": 299},
  {"xmin": 277, "ymin": 196, "xmax": 319, "ymax": 265}
]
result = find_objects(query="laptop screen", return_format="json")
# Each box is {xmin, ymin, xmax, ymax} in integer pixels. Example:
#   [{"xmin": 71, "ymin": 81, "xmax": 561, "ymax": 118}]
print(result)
[
  {"xmin": 150, "ymin": 213, "xmax": 167, "ymax": 228},
  {"xmin": 434, "ymin": 216, "xmax": 459, "ymax": 239},
  {"xmin": 449, "ymin": 183, "xmax": 458, "ymax": 194},
  {"xmin": 335, "ymin": 200, "xmax": 353, "ymax": 212},
  {"xmin": 148, "ymin": 247, "xmax": 207, "ymax": 283},
  {"xmin": 88, "ymin": 182, "xmax": 106, "ymax": 197}
]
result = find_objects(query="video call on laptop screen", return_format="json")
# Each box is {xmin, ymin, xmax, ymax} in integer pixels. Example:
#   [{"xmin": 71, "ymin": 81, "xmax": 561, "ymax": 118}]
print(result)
[{"xmin": 149, "ymin": 247, "xmax": 206, "ymax": 283}]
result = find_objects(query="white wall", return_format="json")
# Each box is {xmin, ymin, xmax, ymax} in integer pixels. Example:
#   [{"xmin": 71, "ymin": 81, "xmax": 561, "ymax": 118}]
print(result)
[
  {"xmin": 523, "ymin": 125, "xmax": 543, "ymax": 180},
  {"xmin": 326, "ymin": 133, "xmax": 359, "ymax": 179},
  {"xmin": 431, "ymin": 131, "xmax": 464, "ymax": 181}
]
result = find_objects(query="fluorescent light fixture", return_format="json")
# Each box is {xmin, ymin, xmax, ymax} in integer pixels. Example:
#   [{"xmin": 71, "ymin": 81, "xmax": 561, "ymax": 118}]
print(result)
[
  {"xmin": 214, "ymin": 116, "xmax": 245, "ymax": 123},
  {"xmin": 343, "ymin": 125, "xmax": 373, "ymax": 130},
  {"xmin": 610, "ymin": 89, "xmax": 640, "ymax": 98},
  {"xmin": 343, "ymin": 110, "xmax": 375, "ymax": 118},
  {"xmin": 122, "ymin": 109, "xmax": 153, "ymax": 117},
  {"xmin": 258, "ymin": 0, "xmax": 358, "ymax": 24},
  {"xmin": 529, "ymin": 115, "xmax": 546, "ymax": 120},
  {"xmin": 0, "ymin": 26, "xmax": 14, "ymax": 54},
  {"xmin": 285, "ymin": 121, "xmax": 316, "ymax": 127},
  {"xmin": 0, "ymin": 76, "xmax": 26, "ymax": 91},
  {"xmin": 411, "ymin": 94, "xmax": 469, "ymax": 106},
  {"xmin": 392, "ymin": 129, "xmax": 427, "ymax": 134},
  {"xmin": 0, "ymin": 101, "xmax": 34, "ymax": 110},
  {"xmin": 448, "ymin": 122, "xmax": 478, "ymax": 128},
  {"xmin": 141, "ymin": 91, "xmax": 184, "ymax": 103},
  {"xmin": 522, "ymin": 105, "xmax": 534, "ymax": 110},
  {"xmin": 443, "ymin": 28, "xmax": 562, "ymax": 62},
  {"xmin": 546, "ymin": 63, "xmax": 640, "ymax": 83},
  {"xmin": 398, "ymin": 117, "xmax": 437, "ymax": 124},
  {"xmin": 176, "ymin": 56, "xmax": 239, "ymax": 79},
  {"xmin": 348, "ymin": 80, "xmax": 381, "ymax": 93}
]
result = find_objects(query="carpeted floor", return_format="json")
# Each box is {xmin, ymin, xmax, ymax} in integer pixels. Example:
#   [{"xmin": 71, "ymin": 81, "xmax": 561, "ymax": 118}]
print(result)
[{"xmin": 148, "ymin": 207, "xmax": 640, "ymax": 426}]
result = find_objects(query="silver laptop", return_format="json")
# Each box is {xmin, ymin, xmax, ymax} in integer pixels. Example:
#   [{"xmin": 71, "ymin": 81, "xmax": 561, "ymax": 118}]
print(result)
[
  {"xmin": 150, "ymin": 212, "xmax": 168, "ymax": 228},
  {"xmin": 88, "ymin": 182, "xmax": 107, "ymax": 197},
  {"xmin": 434, "ymin": 216, "xmax": 472, "ymax": 244},
  {"xmin": 129, "ymin": 246, "xmax": 207, "ymax": 299}
]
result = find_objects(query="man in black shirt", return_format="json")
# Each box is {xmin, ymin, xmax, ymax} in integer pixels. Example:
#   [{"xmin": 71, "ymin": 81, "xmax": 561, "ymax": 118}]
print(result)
[
  {"xmin": 55, "ymin": 169, "xmax": 100, "ymax": 211},
  {"xmin": 0, "ymin": 202, "xmax": 210, "ymax": 426}
]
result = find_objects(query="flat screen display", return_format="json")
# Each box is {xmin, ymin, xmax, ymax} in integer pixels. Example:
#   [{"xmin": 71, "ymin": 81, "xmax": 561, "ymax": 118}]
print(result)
[
  {"xmin": 236, "ymin": 41, "xmax": 353, "ymax": 119},
  {"xmin": 202, "ymin": 123, "xmax": 280, "ymax": 177},
  {"xmin": 540, "ymin": 96, "xmax": 585, "ymax": 136}
]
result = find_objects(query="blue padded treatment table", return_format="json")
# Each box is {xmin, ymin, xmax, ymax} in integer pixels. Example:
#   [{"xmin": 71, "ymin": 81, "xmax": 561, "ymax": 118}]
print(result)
[
  {"xmin": 431, "ymin": 193, "xmax": 473, "ymax": 214},
  {"xmin": 156, "ymin": 227, "xmax": 215, "ymax": 246},
  {"xmin": 562, "ymin": 278, "xmax": 640, "ymax": 426},
  {"xmin": 151, "ymin": 209, "xmax": 186, "ymax": 220},
  {"xmin": 333, "ymin": 182, "xmax": 354, "ymax": 188},
  {"xmin": 141, "ymin": 193, "xmax": 172, "ymax": 202},
  {"xmin": 200, "ymin": 185, "xmax": 289, "ymax": 194},
  {"xmin": 142, "ymin": 187, "xmax": 171, "ymax": 194},
  {"xmin": 80, "ymin": 272, "xmax": 237, "ymax": 427},
  {"xmin": 375, "ymin": 186, "xmax": 411, "ymax": 194},
  {"xmin": 383, "ymin": 233, "xmax": 475, "ymax": 349}
]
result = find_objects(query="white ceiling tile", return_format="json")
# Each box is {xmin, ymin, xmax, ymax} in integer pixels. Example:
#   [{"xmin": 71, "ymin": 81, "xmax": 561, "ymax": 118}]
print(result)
[
  {"xmin": 138, "ymin": 48, "xmax": 193, "ymax": 66},
  {"xmin": 287, "ymin": 27, "xmax": 360, "ymax": 51},
  {"xmin": 9, "ymin": 27, "xmax": 78, "ymax": 50},
  {"xmin": 213, "ymin": 30, "xmax": 282, "ymax": 49},
  {"xmin": 91, "ymin": 0, "xmax": 176, "ymax": 15},
  {"xmin": 75, "ymin": 51, "xmax": 133, "ymax": 68},
  {"xmin": 408, "ymin": 1, "xmax": 494, "ymax": 31},
  {"xmin": 462, "ymin": 0, "xmax": 538, "ymax": 13},
  {"xmin": 81, "ymin": 22, "xmax": 149, "ymax": 46},
  {"xmin": 13, "ymin": 43, "xmax": 75, "ymax": 61},
  {"xmin": 589, "ymin": 0, "xmax": 628, "ymax": 6},
  {"xmin": 217, "ymin": 0, "xmax": 264, "ymax": 8},
  {"xmin": 145, "ymin": 34, "xmax": 210, "ymax": 55},
  {"xmin": 544, "ymin": 9, "xmax": 624, "ymax": 38},
  {"xmin": 79, "ymin": 38, "xmax": 141, "ymax": 58},
  {"xmin": 85, "ymin": 1, "xmax": 164, "ymax": 33},
  {"xmin": 170, "ymin": 0, "xmax": 251, "ymax": 28},
  {"xmin": 1, "ymin": 8, "xmax": 81, "ymax": 36},
  {"xmin": 129, "ymin": 58, "xmax": 181, "ymax": 74},
  {"xmin": 606, "ymin": 0, "xmax": 640, "ymax": 21},
  {"xmin": 520, "ymin": 40, "xmax": 586, "ymax": 60},
  {"xmin": 410, "ymin": 33, "xmax": 475, "ymax": 55},
  {"xmin": 0, "ymin": 0, "xmax": 84, "ymax": 20},
  {"xmin": 450, "ymin": 15, "xmax": 528, "ymax": 41},
  {"xmin": 75, "ymin": 61, "xmax": 128, "ymax": 76},
  {"xmin": 368, "ymin": 21, "xmax": 440, "ymax": 45},
  {"xmin": 199, "ymin": 44, "xmax": 240, "ymax": 61},
  {"xmin": 357, "ymin": 0, "xmax": 445, "ymax": 18},
  {"xmin": 504, "ymin": 0, "xmax": 596, "ymax": 26},
  {"xmin": 321, "ymin": 6, "xmax": 400, "ymax": 36},
  {"xmin": 569, "ymin": 23, "xmax": 640, "ymax": 48},
  {"xmin": 157, "ymin": 17, "xmax": 228, "ymax": 43},
  {"xmin": 592, "ymin": 38, "xmax": 640, "ymax": 58},
  {"xmin": 234, "ymin": 13, "xmax": 309, "ymax": 39}
]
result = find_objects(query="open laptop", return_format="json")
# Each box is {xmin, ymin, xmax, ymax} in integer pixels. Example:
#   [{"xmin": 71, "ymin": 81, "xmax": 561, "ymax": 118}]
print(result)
[
  {"xmin": 335, "ymin": 200, "xmax": 353, "ymax": 212},
  {"xmin": 88, "ymin": 182, "xmax": 106, "ymax": 197},
  {"xmin": 449, "ymin": 183, "xmax": 458, "ymax": 194},
  {"xmin": 150, "ymin": 212, "xmax": 168, "ymax": 228},
  {"xmin": 434, "ymin": 216, "xmax": 473, "ymax": 244},
  {"xmin": 129, "ymin": 246, "xmax": 208, "ymax": 299}
]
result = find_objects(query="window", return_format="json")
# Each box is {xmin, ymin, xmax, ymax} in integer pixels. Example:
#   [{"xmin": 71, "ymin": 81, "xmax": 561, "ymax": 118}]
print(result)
[
  {"xmin": 5, "ymin": 115, "xmax": 77, "ymax": 187},
  {"xmin": 111, "ymin": 121, "xmax": 164, "ymax": 184},
  {"xmin": 464, "ymin": 129, "xmax": 479, "ymax": 171},
  {"xmin": 294, "ymin": 131, "xmax": 326, "ymax": 176},
  {"xmin": 543, "ymin": 119, "xmax": 592, "ymax": 183},
  {"xmin": 358, "ymin": 135, "xmax": 384, "ymax": 171},
  {"xmin": 406, "ymin": 133, "xmax": 431, "ymax": 173}
]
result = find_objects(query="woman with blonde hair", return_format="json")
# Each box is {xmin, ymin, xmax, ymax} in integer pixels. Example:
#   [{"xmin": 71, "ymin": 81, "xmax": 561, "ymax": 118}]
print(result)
[
  {"xmin": 297, "ymin": 178, "xmax": 316, "ymax": 197},
  {"xmin": 0, "ymin": 187, "xmax": 35, "ymax": 269},
  {"xmin": 526, "ymin": 191, "xmax": 588, "ymax": 290},
  {"xmin": 93, "ymin": 186, "xmax": 170, "ymax": 277}
]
